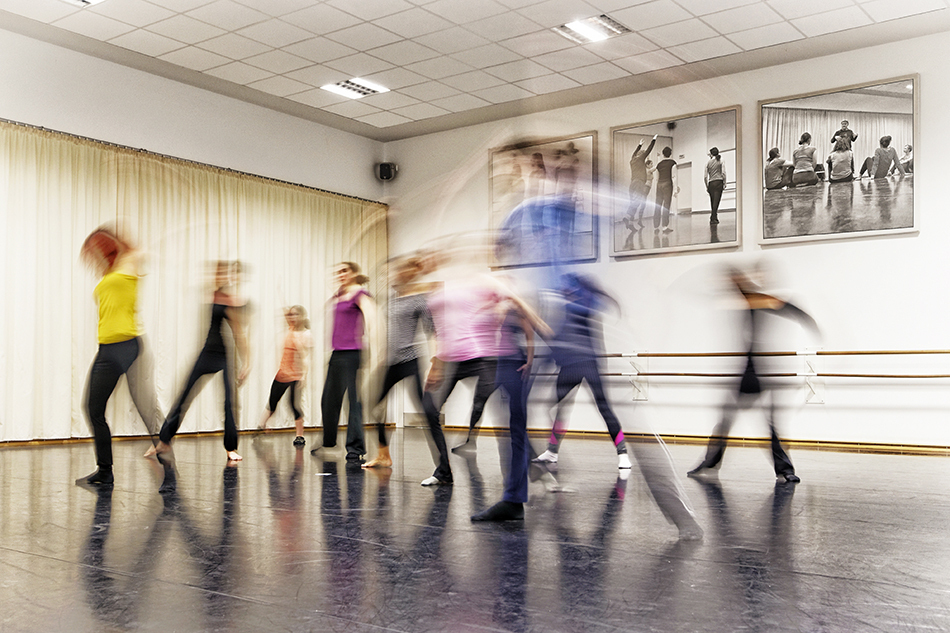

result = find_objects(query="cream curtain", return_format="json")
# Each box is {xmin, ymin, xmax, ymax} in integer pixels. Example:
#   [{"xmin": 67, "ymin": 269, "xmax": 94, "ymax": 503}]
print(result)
[{"xmin": 0, "ymin": 121, "xmax": 387, "ymax": 442}]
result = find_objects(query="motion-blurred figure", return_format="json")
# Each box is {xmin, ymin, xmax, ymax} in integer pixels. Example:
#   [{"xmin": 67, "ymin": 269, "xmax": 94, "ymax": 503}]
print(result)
[
  {"xmin": 688, "ymin": 266, "xmax": 820, "ymax": 482},
  {"xmin": 258, "ymin": 305, "xmax": 312, "ymax": 445}
]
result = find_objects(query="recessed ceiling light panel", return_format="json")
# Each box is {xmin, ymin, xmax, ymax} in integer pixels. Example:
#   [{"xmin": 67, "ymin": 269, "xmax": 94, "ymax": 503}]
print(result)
[
  {"xmin": 58, "ymin": 0, "xmax": 109, "ymax": 7},
  {"xmin": 321, "ymin": 78, "xmax": 389, "ymax": 100},
  {"xmin": 553, "ymin": 15, "xmax": 631, "ymax": 44}
]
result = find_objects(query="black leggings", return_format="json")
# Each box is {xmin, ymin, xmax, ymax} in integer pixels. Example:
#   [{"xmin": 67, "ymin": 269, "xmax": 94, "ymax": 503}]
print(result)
[
  {"xmin": 707, "ymin": 179, "xmax": 724, "ymax": 214},
  {"xmin": 321, "ymin": 350, "xmax": 364, "ymax": 459},
  {"xmin": 547, "ymin": 359, "xmax": 627, "ymax": 455},
  {"xmin": 85, "ymin": 338, "xmax": 140, "ymax": 469},
  {"xmin": 267, "ymin": 380, "xmax": 301, "ymax": 420},
  {"xmin": 374, "ymin": 359, "xmax": 425, "ymax": 447},
  {"xmin": 159, "ymin": 348, "xmax": 238, "ymax": 451}
]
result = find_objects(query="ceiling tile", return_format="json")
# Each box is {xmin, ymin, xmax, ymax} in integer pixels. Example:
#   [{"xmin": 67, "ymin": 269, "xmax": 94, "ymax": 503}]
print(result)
[
  {"xmin": 414, "ymin": 26, "xmax": 490, "ymax": 54},
  {"xmin": 484, "ymin": 58, "xmax": 552, "ymax": 81},
  {"xmin": 197, "ymin": 33, "xmax": 271, "ymax": 59},
  {"xmin": 464, "ymin": 12, "xmax": 545, "ymax": 39},
  {"xmin": 514, "ymin": 73, "xmax": 582, "ymax": 94},
  {"xmin": 400, "ymin": 81, "xmax": 462, "ymax": 100},
  {"xmin": 560, "ymin": 61, "xmax": 629, "ymax": 84},
  {"xmin": 147, "ymin": 0, "xmax": 215, "ymax": 12},
  {"xmin": 791, "ymin": 6, "xmax": 874, "ymax": 36},
  {"xmin": 666, "ymin": 36, "xmax": 742, "ymax": 63},
  {"xmin": 451, "ymin": 43, "xmax": 523, "ymax": 68},
  {"xmin": 324, "ymin": 53, "xmax": 396, "ymax": 77},
  {"xmin": 586, "ymin": 33, "xmax": 659, "ymax": 59},
  {"xmin": 610, "ymin": 0, "xmax": 693, "ymax": 31},
  {"xmin": 391, "ymin": 102, "xmax": 453, "ymax": 120},
  {"xmin": 246, "ymin": 74, "xmax": 312, "ymax": 97},
  {"xmin": 286, "ymin": 87, "xmax": 348, "ymax": 108},
  {"xmin": 441, "ymin": 70, "xmax": 507, "ymax": 90},
  {"xmin": 861, "ymin": 0, "xmax": 946, "ymax": 22},
  {"xmin": 360, "ymin": 91, "xmax": 423, "ymax": 109},
  {"xmin": 186, "ymin": 0, "xmax": 270, "ymax": 32},
  {"xmin": 232, "ymin": 0, "xmax": 315, "ymax": 18},
  {"xmin": 424, "ymin": 0, "xmax": 510, "ymax": 24},
  {"xmin": 357, "ymin": 111, "xmax": 415, "ymax": 128},
  {"xmin": 642, "ymin": 18, "xmax": 718, "ymax": 47},
  {"xmin": 52, "ymin": 11, "xmax": 136, "ymax": 41},
  {"xmin": 471, "ymin": 83, "xmax": 536, "ymax": 103},
  {"xmin": 0, "ymin": 0, "xmax": 78, "ymax": 23},
  {"xmin": 285, "ymin": 64, "xmax": 347, "ymax": 87},
  {"xmin": 495, "ymin": 0, "xmax": 547, "ymax": 9},
  {"xmin": 429, "ymin": 92, "xmax": 493, "ymax": 112},
  {"xmin": 283, "ymin": 38, "xmax": 357, "ymax": 64},
  {"xmin": 237, "ymin": 19, "xmax": 314, "ymax": 48},
  {"xmin": 204, "ymin": 61, "xmax": 274, "ymax": 84},
  {"xmin": 701, "ymin": 4, "xmax": 784, "ymax": 34},
  {"xmin": 405, "ymin": 56, "xmax": 474, "ymax": 79},
  {"xmin": 674, "ymin": 0, "xmax": 762, "ymax": 15},
  {"xmin": 534, "ymin": 47, "xmax": 603, "ymax": 71},
  {"xmin": 281, "ymin": 4, "xmax": 362, "ymax": 35},
  {"xmin": 109, "ymin": 29, "xmax": 186, "ymax": 57},
  {"xmin": 611, "ymin": 48, "xmax": 683, "ymax": 74},
  {"xmin": 516, "ymin": 0, "xmax": 601, "ymax": 28},
  {"xmin": 326, "ymin": 0, "xmax": 415, "ymax": 21},
  {"xmin": 159, "ymin": 46, "xmax": 231, "ymax": 71},
  {"xmin": 90, "ymin": 0, "xmax": 176, "ymax": 28},
  {"xmin": 373, "ymin": 8, "xmax": 455, "ymax": 39},
  {"xmin": 367, "ymin": 40, "xmax": 441, "ymax": 66},
  {"xmin": 499, "ymin": 30, "xmax": 573, "ymax": 56},
  {"xmin": 728, "ymin": 21, "xmax": 804, "ymax": 50},
  {"xmin": 767, "ymin": 0, "xmax": 862, "ymax": 21},
  {"xmin": 146, "ymin": 15, "xmax": 227, "ymax": 44},
  {"xmin": 324, "ymin": 23, "xmax": 403, "ymax": 49},
  {"xmin": 322, "ymin": 100, "xmax": 383, "ymax": 118},
  {"xmin": 359, "ymin": 67, "xmax": 430, "ymax": 90},
  {"xmin": 243, "ymin": 49, "xmax": 311, "ymax": 74}
]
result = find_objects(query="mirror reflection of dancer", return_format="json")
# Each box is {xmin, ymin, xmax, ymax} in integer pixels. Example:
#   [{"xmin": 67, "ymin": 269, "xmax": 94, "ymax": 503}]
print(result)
[
  {"xmin": 688, "ymin": 268, "xmax": 820, "ymax": 483},
  {"xmin": 626, "ymin": 134, "xmax": 657, "ymax": 229},
  {"xmin": 364, "ymin": 256, "xmax": 435, "ymax": 469},
  {"xmin": 146, "ymin": 261, "xmax": 250, "ymax": 463},
  {"xmin": 705, "ymin": 147, "xmax": 725, "ymax": 225},
  {"xmin": 312, "ymin": 262, "xmax": 376, "ymax": 465},
  {"xmin": 77, "ymin": 224, "xmax": 165, "ymax": 486},
  {"xmin": 791, "ymin": 133, "xmax": 819, "ymax": 187},
  {"xmin": 654, "ymin": 147, "xmax": 678, "ymax": 233},
  {"xmin": 533, "ymin": 274, "xmax": 632, "ymax": 470},
  {"xmin": 259, "ymin": 306, "xmax": 312, "ymax": 446}
]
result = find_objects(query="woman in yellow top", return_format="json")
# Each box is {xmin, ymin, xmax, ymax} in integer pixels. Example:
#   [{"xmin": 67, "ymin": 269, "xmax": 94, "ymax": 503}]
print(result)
[{"xmin": 78, "ymin": 224, "xmax": 162, "ymax": 486}]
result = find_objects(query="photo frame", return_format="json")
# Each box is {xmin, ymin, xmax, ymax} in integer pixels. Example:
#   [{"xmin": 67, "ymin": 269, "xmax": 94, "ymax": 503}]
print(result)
[
  {"xmin": 490, "ymin": 132, "xmax": 596, "ymax": 268},
  {"xmin": 610, "ymin": 107, "xmax": 740, "ymax": 257},
  {"xmin": 760, "ymin": 76, "xmax": 917, "ymax": 243}
]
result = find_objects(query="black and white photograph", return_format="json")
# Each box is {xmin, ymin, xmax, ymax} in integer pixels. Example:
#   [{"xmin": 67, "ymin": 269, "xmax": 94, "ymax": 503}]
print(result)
[
  {"xmin": 490, "ymin": 133, "xmax": 596, "ymax": 268},
  {"xmin": 611, "ymin": 108, "xmax": 740, "ymax": 257},
  {"xmin": 760, "ymin": 77, "xmax": 916, "ymax": 242}
]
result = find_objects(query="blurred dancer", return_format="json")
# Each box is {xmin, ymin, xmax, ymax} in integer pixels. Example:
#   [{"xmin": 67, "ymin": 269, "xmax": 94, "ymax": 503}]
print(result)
[
  {"xmin": 313, "ymin": 262, "xmax": 376, "ymax": 465},
  {"xmin": 364, "ymin": 255, "xmax": 435, "ymax": 469},
  {"xmin": 259, "ymin": 305, "xmax": 312, "ymax": 445},
  {"xmin": 533, "ymin": 273, "xmax": 631, "ymax": 469},
  {"xmin": 688, "ymin": 267, "xmax": 819, "ymax": 482},
  {"xmin": 77, "ymin": 223, "xmax": 164, "ymax": 485},
  {"xmin": 147, "ymin": 260, "xmax": 250, "ymax": 463}
]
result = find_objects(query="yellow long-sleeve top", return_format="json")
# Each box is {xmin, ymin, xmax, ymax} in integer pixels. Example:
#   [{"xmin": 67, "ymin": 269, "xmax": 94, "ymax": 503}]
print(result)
[{"xmin": 95, "ymin": 271, "xmax": 140, "ymax": 344}]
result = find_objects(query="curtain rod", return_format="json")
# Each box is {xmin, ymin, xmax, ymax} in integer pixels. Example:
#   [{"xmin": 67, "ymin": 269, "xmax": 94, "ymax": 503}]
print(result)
[{"xmin": 0, "ymin": 116, "xmax": 386, "ymax": 207}]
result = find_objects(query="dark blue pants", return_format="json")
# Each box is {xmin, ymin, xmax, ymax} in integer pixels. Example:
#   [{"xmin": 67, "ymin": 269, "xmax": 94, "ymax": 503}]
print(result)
[{"xmin": 497, "ymin": 356, "xmax": 529, "ymax": 503}]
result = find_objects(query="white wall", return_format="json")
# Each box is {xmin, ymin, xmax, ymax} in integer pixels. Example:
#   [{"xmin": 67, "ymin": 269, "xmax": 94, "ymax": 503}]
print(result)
[
  {"xmin": 382, "ymin": 30, "xmax": 950, "ymax": 449},
  {"xmin": 0, "ymin": 28, "xmax": 384, "ymax": 201}
]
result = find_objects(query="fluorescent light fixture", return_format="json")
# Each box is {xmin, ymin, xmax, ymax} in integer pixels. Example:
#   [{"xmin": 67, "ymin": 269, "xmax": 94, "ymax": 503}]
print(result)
[
  {"xmin": 553, "ymin": 15, "xmax": 630, "ymax": 44},
  {"xmin": 321, "ymin": 78, "xmax": 389, "ymax": 100},
  {"xmin": 58, "ymin": 0, "xmax": 109, "ymax": 6}
]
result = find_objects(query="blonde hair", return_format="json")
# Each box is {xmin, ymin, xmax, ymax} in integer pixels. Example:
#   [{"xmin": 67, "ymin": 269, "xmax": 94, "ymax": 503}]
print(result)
[
  {"xmin": 288, "ymin": 305, "xmax": 310, "ymax": 330},
  {"xmin": 341, "ymin": 261, "xmax": 370, "ymax": 286}
]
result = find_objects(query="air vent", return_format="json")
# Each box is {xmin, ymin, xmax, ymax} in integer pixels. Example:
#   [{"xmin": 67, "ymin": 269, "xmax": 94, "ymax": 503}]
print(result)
[
  {"xmin": 321, "ymin": 78, "xmax": 389, "ymax": 100},
  {"xmin": 553, "ymin": 15, "xmax": 631, "ymax": 44}
]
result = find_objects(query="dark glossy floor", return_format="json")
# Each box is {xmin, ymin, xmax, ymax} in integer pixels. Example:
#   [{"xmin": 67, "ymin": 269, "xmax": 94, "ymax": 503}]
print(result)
[
  {"xmin": 3, "ymin": 428, "xmax": 950, "ymax": 632},
  {"xmin": 763, "ymin": 175, "xmax": 913, "ymax": 239},
  {"xmin": 614, "ymin": 209, "xmax": 737, "ymax": 254}
]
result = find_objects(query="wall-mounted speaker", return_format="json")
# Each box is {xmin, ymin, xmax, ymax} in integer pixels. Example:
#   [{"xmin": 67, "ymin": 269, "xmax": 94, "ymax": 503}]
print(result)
[{"xmin": 376, "ymin": 162, "xmax": 398, "ymax": 181}]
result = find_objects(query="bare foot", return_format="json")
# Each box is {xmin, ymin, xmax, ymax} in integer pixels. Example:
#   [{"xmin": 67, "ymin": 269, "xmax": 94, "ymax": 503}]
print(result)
[
  {"xmin": 363, "ymin": 455, "xmax": 393, "ymax": 469},
  {"xmin": 144, "ymin": 441, "xmax": 171, "ymax": 458},
  {"xmin": 227, "ymin": 450, "xmax": 243, "ymax": 462}
]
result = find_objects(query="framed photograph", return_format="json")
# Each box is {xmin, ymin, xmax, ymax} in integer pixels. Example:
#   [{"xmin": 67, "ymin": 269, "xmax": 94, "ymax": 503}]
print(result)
[
  {"xmin": 760, "ymin": 76, "xmax": 917, "ymax": 243},
  {"xmin": 610, "ymin": 107, "xmax": 740, "ymax": 257},
  {"xmin": 490, "ymin": 132, "xmax": 596, "ymax": 268}
]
